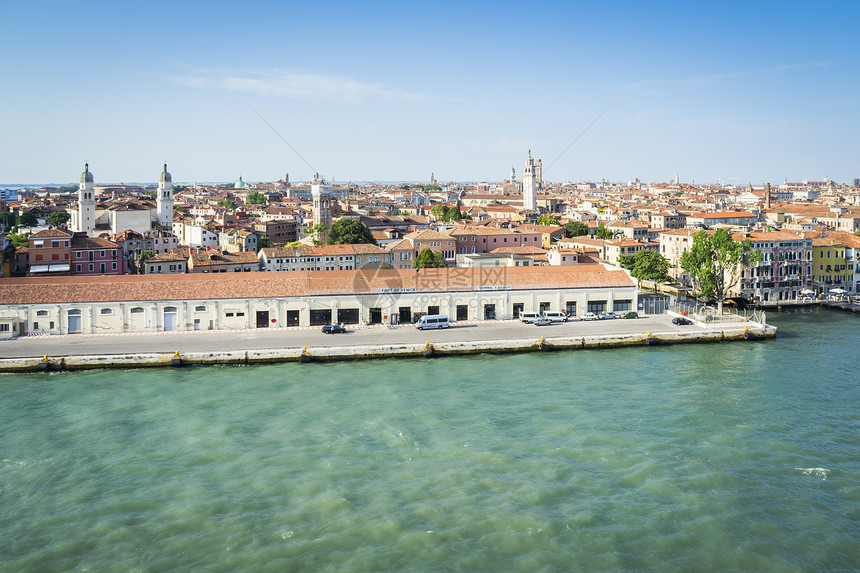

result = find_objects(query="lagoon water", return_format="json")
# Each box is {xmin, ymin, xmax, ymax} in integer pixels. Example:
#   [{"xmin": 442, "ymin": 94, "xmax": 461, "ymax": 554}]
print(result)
[{"xmin": 1, "ymin": 307, "xmax": 857, "ymax": 572}]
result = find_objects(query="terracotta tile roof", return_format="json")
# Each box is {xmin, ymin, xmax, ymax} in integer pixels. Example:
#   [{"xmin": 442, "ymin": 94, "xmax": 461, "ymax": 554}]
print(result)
[
  {"xmin": 30, "ymin": 228, "xmax": 74, "ymax": 238},
  {"xmin": 71, "ymin": 236, "xmax": 120, "ymax": 249},
  {"xmin": 0, "ymin": 265, "xmax": 634, "ymax": 305}
]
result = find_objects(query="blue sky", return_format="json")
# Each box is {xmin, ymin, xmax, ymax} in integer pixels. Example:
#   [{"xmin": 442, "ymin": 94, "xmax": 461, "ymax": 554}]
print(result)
[{"xmin": 1, "ymin": 0, "xmax": 858, "ymax": 185}]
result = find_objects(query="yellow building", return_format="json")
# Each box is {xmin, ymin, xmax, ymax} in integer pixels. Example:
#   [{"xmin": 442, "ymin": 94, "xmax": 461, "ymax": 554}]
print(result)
[{"xmin": 811, "ymin": 238, "xmax": 848, "ymax": 294}]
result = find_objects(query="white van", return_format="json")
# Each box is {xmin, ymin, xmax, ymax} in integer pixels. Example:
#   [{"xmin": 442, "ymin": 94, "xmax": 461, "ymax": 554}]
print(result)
[
  {"xmin": 542, "ymin": 311, "xmax": 568, "ymax": 322},
  {"xmin": 519, "ymin": 312, "xmax": 542, "ymax": 324},
  {"xmin": 415, "ymin": 315, "xmax": 449, "ymax": 330}
]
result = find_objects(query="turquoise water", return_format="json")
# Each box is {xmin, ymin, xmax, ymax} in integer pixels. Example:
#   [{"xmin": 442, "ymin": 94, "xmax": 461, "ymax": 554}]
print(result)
[{"xmin": 1, "ymin": 308, "xmax": 857, "ymax": 572}]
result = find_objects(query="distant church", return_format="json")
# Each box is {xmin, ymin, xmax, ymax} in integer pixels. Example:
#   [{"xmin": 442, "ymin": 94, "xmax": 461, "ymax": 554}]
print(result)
[{"xmin": 70, "ymin": 163, "xmax": 174, "ymax": 237}]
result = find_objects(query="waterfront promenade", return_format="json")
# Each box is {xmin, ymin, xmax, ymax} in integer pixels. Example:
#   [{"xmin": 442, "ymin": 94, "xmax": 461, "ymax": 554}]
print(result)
[{"xmin": 0, "ymin": 313, "xmax": 772, "ymax": 371}]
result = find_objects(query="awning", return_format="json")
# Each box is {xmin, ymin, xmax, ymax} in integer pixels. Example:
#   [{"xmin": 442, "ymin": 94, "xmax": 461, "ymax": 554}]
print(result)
[
  {"xmin": 801, "ymin": 289, "xmax": 815, "ymax": 294},
  {"xmin": 29, "ymin": 264, "xmax": 69, "ymax": 274},
  {"xmin": 829, "ymin": 288, "xmax": 846, "ymax": 294}
]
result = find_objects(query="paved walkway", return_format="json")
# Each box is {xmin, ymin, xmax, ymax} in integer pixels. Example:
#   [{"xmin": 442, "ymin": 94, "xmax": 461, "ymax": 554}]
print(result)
[{"xmin": 0, "ymin": 315, "xmax": 717, "ymax": 359}]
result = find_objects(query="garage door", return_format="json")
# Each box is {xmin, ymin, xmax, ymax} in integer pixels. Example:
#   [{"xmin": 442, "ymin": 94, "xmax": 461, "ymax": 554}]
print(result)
[
  {"xmin": 337, "ymin": 308, "xmax": 359, "ymax": 324},
  {"xmin": 310, "ymin": 309, "xmax": 332, "ymax": 326}
]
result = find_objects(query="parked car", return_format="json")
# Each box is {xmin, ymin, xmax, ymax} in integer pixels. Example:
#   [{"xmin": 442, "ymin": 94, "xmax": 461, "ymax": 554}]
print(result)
[
  {"xmin": 322, "ymin": 324, "xmax": 346, "ymax": 334},
  {"xmin": 600, "ymin": 312, "xmax": 618, "ymax": 320},
  {"xmin": 582, "ymin": 312, "xmax": 599, "ymax": 321},
  {"xmin": 621, "ymin": 311, "xmax": 639, "ymax": 319},
  {"xmin": 542, "ymin": 311, "xmax": 568, "ymax": 322},
  {"xmin": 533, "ymin": 316, "xmax": 553, "ymax": 326},
  {"xmin": 672, "ymin": 317, "xmax": 693, "ymax": 325}
]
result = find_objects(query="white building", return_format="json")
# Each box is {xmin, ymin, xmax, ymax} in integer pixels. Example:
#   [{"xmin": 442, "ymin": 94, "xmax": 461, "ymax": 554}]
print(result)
[{"xmin": 0, "ymin": 266, "xmax": 637, "ymax": 334}]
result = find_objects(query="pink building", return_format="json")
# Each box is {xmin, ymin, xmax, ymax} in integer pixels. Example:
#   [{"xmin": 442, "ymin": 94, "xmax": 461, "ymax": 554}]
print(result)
[{"xmin": 71, "ymin": 235, "xmax": 128, "ymax": 276}]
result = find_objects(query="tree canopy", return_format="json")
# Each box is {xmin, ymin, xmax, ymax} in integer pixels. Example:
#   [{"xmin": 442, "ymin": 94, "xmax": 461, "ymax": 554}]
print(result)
[
  {"xmin": 47, "ymin": 211, "xmax": 71, "ymax": 227},
  {"xmin": 245, "ymin": 191, "xmax": 267, "ymax": 205},
  {"xmin": 680, "ymin": 229, "xmax": 760, "ymax": 313},
  {"xmin": 17, "ymin": 212, "xmax": 38, "ymax": 227},
  {"xmin": 414, "ymin": 248, "xmax": 445, "ymax": 268},
  {"xmin": 9, "ymin": 232, "xmax": 29, "ymax": 248},
  {"xmin": 564, "ymin": 221, "xmax": 589, "ymax": 237},
  {"xmin": 0, "ymin": 211, "xmax": 16, "ymax": 231},
  {"xmin": 618, "ymin": 250, "xmax": 671, "ymax": 289},
  {"xmin": 327, "ymin": 218, "xmax": 377, "ymax": 245},
  {"xmin": 217, "ymin": 199, "xmax": 237, "ymax": 210},
  {"xmin": 595, "ymin": 223, "xmax": 612, "ymax": 240},
  {"xmin": 536, "ymin": 215, "xmax": 560, "ymax": 226},
  {"xmin": 257, "ymin": 236, "xmax": 274, "ymax": 250}
]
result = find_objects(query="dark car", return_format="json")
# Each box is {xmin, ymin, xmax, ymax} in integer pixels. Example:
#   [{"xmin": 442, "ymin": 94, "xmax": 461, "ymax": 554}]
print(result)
[
  {"xmin": 672, "ymin": 317, "xmax": 693, "ymax": 325},
  {"xmin": 321, "ymin": 324, "xmax": 346, "ymax": 334},
  {"xmin": 621, "ymin": 311, "xmax": 639, "ymax": 319}
]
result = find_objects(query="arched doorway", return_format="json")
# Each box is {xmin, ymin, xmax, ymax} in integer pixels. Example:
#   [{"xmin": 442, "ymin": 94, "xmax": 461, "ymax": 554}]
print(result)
[{"xmin": 163, "ymin": 306, "xmax": 178, "ymax": 331}]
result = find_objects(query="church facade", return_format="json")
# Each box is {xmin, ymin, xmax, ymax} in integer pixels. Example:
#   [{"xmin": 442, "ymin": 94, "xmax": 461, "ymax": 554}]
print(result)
[{"xmin": 70, "ymin": 163, "xmax": 175, "ymax": 237}]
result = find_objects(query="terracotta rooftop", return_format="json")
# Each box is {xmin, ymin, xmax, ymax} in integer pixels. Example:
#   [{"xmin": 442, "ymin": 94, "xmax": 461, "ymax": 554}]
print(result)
[{"xmin": 0, "ymin": 265, "xmax": 635, "ymax": 305}]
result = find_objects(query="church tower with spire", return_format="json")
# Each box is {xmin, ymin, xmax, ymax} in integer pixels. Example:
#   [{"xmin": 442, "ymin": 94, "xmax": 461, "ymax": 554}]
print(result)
[
  {"xmin": 157, "ymin": 163, "xmax": 174, "ymax": 229},
  {"xmin": 311, "ymin": 173, "xmax": 332, "ymax": 244},
  {"xmin": 77, "ymin": 163, "xmax": 96, "ymax": 236},
  {"xmin": 523, "ymin": 151, "xmax": 537, "ymax": 211}
]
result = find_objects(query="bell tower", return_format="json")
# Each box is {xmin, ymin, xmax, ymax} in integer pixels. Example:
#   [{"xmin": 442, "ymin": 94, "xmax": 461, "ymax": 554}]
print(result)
[
  {"xmin": 157, "ymin": 163, "xmax": 174, "ymax": 229},
  {"xmin": 77, "ymin": 163, "xmax": 96, "ymax": 236},
  {"xmin": 523, "ymin": 151, "xmax": 537, "ymax": 211},
  {"xmin": 311, "ymin": 173, "xmax": 332, "ymax": 244}
]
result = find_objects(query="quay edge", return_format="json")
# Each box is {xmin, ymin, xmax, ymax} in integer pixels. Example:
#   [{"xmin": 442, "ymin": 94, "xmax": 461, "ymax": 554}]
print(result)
[{"xmin": 0, "ymin": 326, "xmax": 775, "ymax": 373}]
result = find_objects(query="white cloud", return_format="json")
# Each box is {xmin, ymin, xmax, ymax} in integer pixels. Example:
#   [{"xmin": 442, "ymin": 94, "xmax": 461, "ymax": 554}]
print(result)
[{"xmin": 172, "ymin": 68, "xmax": 433, "ymax": 104}]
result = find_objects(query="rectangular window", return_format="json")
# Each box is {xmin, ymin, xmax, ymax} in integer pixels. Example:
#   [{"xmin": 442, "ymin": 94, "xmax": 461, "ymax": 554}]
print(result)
[{"xmin": 0, "ymin": 324, "xmax": 8, "ymax": 332}]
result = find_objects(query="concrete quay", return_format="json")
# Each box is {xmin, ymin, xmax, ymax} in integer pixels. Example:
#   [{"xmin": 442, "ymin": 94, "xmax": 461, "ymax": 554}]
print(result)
[{"xmin": 0, "ymin": 314, "xmax": 774, "ymax": 373}]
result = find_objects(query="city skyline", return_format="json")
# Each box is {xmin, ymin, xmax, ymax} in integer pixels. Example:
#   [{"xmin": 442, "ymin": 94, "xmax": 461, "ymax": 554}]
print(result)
[{"xmin": 1, "ymin": 1, "xmax": 858, "ymax": 185}]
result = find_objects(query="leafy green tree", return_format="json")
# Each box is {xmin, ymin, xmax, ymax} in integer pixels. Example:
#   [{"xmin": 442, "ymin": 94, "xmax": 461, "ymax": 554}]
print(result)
[
  {"xmin": 537, "ymin": 215, "xmax": 560, "ymax": 226},
  {"xmin": 257, "ymin": 236, "xmax": 274, "ymax": 250},
  {"xmin": 619, "ymin": 250, "xmax": 671, "ymax": 291},
  {"xmin": 328, "ymin": 218, "xmax": 377, "ymax": 245},
  {"xmin": 595, "ymin": 223, "xmax": 612, "ymax": 240},
  {"xmin": 309, "ymin": 223, "xmax": 328, "ymax": 246},
  {"xmin": 681, "ymin": 229, "xmax": 761, "ymax": 314},
  {"xmin": 430, "ymin": 204, "xmax": 449, "ymax": 220},
  {"xmin": 217, "ymin": 199, "xmax": 237, "ymax": 210},
  {"xmin": 414, "ymin": 248, "xmax": 445, "ymax": 268},
  {"xmin": 47, "ymin": 211, "xmax": 71, "ymax": 227},
  {"xmin": 0, "ymin": 212, "xmax": 16, "ymax": 231},
  {"xmin": 9, "ymin": 232, "xmax": 29, "ymax": 248},
  {"xmin": 17, "ymin": 212, "xmax": 38, "ymax": 227},
  {"xmin": 564, "ymin": 221, "xmax": 589, "ymax": 237},
  {"xmin": 141, "ymin": 189, "xmax": 157, "ymax": 200},
  {"xmin": 54, "ymin": 184, "xmax": 78, "ymax": 194},
  {"xmin": 246, "ymin": 191, "xmax": 267, "ymax": 205}
]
